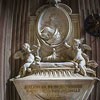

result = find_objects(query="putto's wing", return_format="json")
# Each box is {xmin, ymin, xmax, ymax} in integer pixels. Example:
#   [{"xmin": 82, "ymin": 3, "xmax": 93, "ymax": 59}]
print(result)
[
  {"xmin": 13, "ymin": 51, "xmax": 23, "ymax": 59},
  {"xmin": 82, "ymin": 44, "xmax": 91, "ymax": 51},
  {"xmin": 87, "ymin": 60, "xmax": 98, "ymax": 68}
]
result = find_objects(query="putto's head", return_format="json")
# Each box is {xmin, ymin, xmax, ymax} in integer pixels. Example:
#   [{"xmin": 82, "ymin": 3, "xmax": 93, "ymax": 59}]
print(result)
[
  {"xmin": 74, "ymin": 39, "xmax": 81, "ymax": 45},
  {"xmin": 22, "ymin": 43, "xmax": 30, "ymax": 51}
]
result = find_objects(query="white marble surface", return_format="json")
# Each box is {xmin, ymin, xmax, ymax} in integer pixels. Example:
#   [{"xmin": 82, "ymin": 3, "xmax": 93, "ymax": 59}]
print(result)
[{"xmin": 12, "ymin": 75, "xmax": 96, "ymax": 100}]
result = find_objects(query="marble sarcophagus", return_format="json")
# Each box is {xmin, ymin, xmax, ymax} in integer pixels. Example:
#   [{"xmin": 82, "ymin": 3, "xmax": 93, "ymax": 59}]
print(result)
[{"xmin": 11, "ymin": 62, "xmax": 98, "ymax": 100}]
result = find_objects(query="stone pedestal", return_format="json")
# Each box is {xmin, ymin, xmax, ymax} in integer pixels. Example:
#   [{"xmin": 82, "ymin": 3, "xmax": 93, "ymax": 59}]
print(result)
[{"xmin": 11, "ymin": 63, "xmax": 97, "ymax": 100}]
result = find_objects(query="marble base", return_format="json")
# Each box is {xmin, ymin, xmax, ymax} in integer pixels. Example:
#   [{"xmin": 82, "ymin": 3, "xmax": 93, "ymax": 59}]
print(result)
[{"xmin": 12, "ymin": 75, "xmax": 96, "ymax": 100}]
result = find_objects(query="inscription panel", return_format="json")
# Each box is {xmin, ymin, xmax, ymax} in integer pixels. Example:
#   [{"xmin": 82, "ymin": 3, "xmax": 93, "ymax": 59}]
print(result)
[{"xmin": 13, "ymin": 79, "xmax": 95, "ymax": 100}]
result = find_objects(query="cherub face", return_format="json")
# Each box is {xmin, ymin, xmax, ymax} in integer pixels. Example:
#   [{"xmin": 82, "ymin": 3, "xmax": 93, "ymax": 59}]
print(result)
[
  {"xmin": 73, "ymin": 39, "xmax": 81, "ymax": 50},
  {"xmin": 22, "ymin": 43, "xmax": 30, "ymax": 51},
  {"xmin": 74, "ymin": 39, "xmax": 81, "ymax": 45}
]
